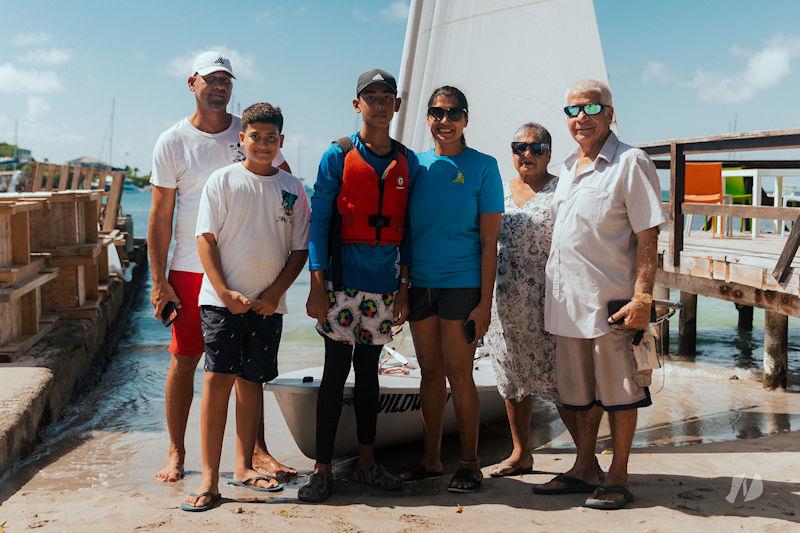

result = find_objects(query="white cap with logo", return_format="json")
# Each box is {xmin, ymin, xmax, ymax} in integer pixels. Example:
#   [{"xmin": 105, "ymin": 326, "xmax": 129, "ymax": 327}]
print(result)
[{"xmin": 192, "ymin": 51, "xmax": 235, "ymax": 78}]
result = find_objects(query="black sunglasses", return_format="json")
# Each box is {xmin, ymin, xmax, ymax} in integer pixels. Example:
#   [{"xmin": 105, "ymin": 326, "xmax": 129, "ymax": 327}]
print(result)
[
  {"xmin": 427, "ymin": 106, "xmax": 467, "ymax": 121},
  {"xmin": 563, "ymin": 103, "xmax": 607, "ymax": 118},
  {"xmin": 511, "ymin": 142, "xmax": 550, "ymax": 156}
]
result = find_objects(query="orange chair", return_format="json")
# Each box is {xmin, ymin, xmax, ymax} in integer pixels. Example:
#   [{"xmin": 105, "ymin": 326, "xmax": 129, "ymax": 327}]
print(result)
[{"xmin": 683, "ymin": 162, "xmax": 724, "ymax": 237}]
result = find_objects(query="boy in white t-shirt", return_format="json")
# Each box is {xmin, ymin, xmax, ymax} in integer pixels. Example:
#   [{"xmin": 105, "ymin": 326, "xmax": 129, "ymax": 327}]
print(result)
[{"xmin": 181, "ymin": 103, "xmax": 309, "ymax": 512}]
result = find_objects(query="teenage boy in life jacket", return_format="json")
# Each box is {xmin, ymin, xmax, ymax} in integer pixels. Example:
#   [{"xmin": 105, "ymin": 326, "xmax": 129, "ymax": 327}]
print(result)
[{"xmin": 300, "ymin": 69, "xmax": 420, "ymax": 502}]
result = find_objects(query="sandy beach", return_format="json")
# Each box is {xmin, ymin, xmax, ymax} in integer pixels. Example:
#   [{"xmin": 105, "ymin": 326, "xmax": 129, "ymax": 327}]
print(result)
[{"xmin": 0, "ymin": 336, "xmax": 798, "ymax": 532}]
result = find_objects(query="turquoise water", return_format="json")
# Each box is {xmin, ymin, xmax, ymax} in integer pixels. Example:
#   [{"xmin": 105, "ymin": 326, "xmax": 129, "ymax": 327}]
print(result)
[{"xmin": 122, "ymin": 188, "xmax": 799, "ymax": 381}]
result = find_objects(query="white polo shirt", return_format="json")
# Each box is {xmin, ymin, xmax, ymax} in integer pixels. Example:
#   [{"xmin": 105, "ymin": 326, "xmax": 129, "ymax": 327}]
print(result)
[
  {"xmin": 150, "ymin": 115, "xmax": 286, "ymax": 273},
  {"xmin": 544, "ymin": 131, "xmax": 666, "ymax": 339}
]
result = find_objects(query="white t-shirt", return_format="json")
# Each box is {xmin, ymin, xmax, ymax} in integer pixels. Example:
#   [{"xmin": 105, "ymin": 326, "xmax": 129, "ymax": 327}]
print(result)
[
  {"xmin": 150, "ymin": 115, "xmax": 286, "ymax": 273},
  {"xmin": 195, "ymin": 163, "xmax": 309, "ymax": 313}
]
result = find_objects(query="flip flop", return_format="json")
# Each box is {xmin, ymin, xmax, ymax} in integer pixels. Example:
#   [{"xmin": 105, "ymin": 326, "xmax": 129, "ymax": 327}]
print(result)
[
  {"xmin": 447, "ymin": 468, "xmax": 483, "ymax": 493},
  {"xmin": 584, "ymin": 484, "xmax": 635, "ymax": 510},
  {"xmin": 530, "ymin": 473, "xmax": 598, "ymax": 495},
  {"xmin": 397, "ymin": 462, "xmax": 444, "ymax": 482},
  {"xmin": 489, "ymin": 463, "xmax": 534, "ymax": 478},
  {"xmin": 228, "ymin": 476, "xmax": 284, "ymax": 493},
  {"xmin": 180, "ymin": 491, "xmax": 221, "ymax": 512}
]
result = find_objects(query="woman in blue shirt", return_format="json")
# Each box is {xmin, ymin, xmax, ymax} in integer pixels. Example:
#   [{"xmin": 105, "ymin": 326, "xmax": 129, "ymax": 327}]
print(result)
[{"xmin": 398, "ymin": 86, "xmax": 503, "ymax": 493}]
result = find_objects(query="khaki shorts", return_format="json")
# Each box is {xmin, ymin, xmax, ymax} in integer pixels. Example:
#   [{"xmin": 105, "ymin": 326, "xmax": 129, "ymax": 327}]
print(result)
[{"xmin": 555, "ymin": 330, "xmax": 652, "ymax": 411}]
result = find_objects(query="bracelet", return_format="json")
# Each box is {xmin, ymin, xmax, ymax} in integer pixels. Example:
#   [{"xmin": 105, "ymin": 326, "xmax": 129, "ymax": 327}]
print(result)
[
  {"xmin": 632, "ymin": 292, "xmax": 653, "ymax": 305},
  {"xmin": 399, "ymin": 276, "xmax": 411, "ymax": 286}
]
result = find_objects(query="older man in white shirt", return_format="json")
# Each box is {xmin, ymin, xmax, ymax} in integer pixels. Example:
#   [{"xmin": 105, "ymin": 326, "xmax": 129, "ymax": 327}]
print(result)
[{"xmin": 532, "ymin": 80, "xmax": 665, "ymax": 510}]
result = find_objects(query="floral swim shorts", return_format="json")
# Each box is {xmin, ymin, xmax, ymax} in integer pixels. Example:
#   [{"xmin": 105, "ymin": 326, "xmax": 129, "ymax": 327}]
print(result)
[{"xmin": 316, "ymin": 286, "xmax": 396, "ymax": 346}]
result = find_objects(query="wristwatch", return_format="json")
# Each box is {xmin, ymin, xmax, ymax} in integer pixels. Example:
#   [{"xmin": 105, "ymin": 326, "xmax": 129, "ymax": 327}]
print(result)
[
  {"xmin": 632, "ymin": 292, "xmax": 653, "ymax": 305},
  {"xmin": 399, "ymin": 276, "xmax": 411, "ymax": 286}
]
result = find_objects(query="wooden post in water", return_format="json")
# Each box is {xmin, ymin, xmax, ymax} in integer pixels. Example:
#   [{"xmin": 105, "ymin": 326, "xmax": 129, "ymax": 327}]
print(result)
[
  {"xmin": 736, "ymin": 304, "xmax": 754, "ymax": 330},
  {"xmin": 763, "ymin": 311, "xmax": 788, "ymax": 389},
  {"xmin": 653, "ymin": 284, "xmax": 670, "ymax": 355},
  {"xmin": 677, "ymin": 291, "xmax": 697, "ymax": 356}
]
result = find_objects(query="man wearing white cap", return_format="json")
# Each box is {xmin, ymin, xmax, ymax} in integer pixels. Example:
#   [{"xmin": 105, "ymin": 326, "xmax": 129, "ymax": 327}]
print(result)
[{"xmin": 148, "ymin": 50, "xmax": 294, "ymax": 483}]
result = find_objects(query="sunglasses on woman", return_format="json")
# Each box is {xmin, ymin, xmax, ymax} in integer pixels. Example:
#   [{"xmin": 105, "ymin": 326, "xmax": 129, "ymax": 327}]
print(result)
[
  {"xmin": 427, "ymin": 106, "xmax": 467, "ymax": 121},
  {"xmin": 511, "ymin": 142, "xmax": 550, "ymax": 156},
  {"xmin": 563, "ymin": 103, "xmax": 606, "ymax": 118}
]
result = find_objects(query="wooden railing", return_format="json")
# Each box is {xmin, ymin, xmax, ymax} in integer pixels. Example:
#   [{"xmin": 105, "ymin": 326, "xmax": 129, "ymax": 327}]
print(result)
[{"xmin": 638, "ymin": 129, "xmax": 800, "ymax": 271}]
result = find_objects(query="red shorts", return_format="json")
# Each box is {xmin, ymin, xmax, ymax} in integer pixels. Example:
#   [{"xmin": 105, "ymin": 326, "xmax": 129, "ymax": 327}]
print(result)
[{"xmin": 167, "ymin": 270, "xmax": 204, "ymax": 356}]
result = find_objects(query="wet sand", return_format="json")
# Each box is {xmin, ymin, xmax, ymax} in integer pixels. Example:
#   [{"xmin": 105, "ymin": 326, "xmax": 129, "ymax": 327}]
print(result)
[{"xmin": 0, "ymin": 332, "xmax": 799, "ymax": 532}]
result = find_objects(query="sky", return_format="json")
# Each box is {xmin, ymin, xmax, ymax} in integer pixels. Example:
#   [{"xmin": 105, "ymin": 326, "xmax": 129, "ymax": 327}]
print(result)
[{"xmin": 1, "ymin": 0, "xmax": 800, "ymax": 180}]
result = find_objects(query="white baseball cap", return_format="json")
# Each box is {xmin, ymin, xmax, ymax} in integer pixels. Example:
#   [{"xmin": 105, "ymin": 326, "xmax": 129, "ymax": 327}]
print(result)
[{"xmin": 192, "ymin": 51, "xmax": 235, "ymax": 78}]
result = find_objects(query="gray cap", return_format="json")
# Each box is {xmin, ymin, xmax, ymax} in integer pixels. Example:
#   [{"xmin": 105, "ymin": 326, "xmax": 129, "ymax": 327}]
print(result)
[{"xmin": 356, "ymin": 68, "xmax": 397, "ymax": 96}]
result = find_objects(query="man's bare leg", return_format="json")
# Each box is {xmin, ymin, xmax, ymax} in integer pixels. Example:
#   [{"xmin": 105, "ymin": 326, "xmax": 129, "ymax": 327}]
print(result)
[
  {"xmin": 155, "ymin": 353, "xmax": 201, "ymax": 482},
  {"xmin": 534, "ymin": 405, "xmax": 603, "ymax": 490},
  {"xmin": 252, "ymin": 388, "xmax": 298, "ymax": 481}
]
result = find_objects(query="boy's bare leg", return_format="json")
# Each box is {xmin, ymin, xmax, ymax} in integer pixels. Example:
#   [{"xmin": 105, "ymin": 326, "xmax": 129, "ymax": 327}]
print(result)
[
  {"xmin": 184, "ymin": 371, "xmax": 235, "ymax": 508},
  {"xmin": 252, "ymin": 392, "xmax": 298, "ymax": 480},
  {"xmin": 155, "ymin": 353, "xmax": 201, "ymax": 482},
  {"xmin": 235, "ymin": 378, "xmax": 281, "ymax": 488}
]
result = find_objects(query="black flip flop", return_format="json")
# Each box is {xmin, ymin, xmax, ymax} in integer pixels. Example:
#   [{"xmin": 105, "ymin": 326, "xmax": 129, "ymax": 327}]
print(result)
[
  {"xmin": 447, "ymin": 468, "xmax": 482, "ymax": 493},
  {"xmin": 397, "ymin": 462, "xmax": 444, "ymax": 482},
  {"xmin": 530, "ymin": 473, "xmax": 598, "ymax": 495},
  {"xmin": 584, "ymin": 484, "xmax": 634, "ymax": 510}
]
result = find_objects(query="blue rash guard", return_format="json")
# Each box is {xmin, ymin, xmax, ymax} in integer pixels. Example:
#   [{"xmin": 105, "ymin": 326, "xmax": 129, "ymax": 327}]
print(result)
[{"xmin": 409, "ymin": 147, "xmax": 504, "ymax": 288}]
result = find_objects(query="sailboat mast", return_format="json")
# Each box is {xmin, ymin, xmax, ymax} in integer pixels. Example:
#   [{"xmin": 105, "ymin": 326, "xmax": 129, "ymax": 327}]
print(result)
[{"xmin": 109, "ymin": 99, "xmax": 115, "ymax": 168}]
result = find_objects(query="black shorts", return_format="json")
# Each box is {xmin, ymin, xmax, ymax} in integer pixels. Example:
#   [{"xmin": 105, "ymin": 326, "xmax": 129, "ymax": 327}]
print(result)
[
  {"xmin": 408, "ymin": 287, "xmax": 481, "ymax": 321},
  {"xmin": 200, "ymin": 306, "xmax": 283, "ymax": 384}
]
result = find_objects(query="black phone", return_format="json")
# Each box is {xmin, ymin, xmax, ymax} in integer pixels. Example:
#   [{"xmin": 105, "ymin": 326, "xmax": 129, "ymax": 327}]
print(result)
[
  {"xmin": 161, "ymin": 301, "xmax": 178, "ymax": 327},
  {"xmin": 464, "ymin": 319, "xmax": 476, "ymax": 344}
]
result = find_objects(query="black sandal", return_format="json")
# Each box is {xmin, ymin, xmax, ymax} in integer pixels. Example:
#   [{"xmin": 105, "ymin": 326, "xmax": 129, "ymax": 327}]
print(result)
[
  {"xmin": 447, "ymin": 468, "xmax": 482, "ymax": 493},
  {"xmin": 397, "ymin": 462, "xmax": 444, "ymax": 482}
]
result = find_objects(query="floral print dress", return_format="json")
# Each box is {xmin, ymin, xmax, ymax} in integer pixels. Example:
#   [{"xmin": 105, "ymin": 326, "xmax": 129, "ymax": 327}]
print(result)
[{"xmin": 484, "ymin": 177, "xmax": 559, "ymax": 402}]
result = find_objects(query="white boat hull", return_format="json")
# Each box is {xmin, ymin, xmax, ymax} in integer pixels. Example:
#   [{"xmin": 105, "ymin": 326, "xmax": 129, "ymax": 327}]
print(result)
[{"xmin": 266, "ymin": 359, "xmax": 504, "ymax": 459}]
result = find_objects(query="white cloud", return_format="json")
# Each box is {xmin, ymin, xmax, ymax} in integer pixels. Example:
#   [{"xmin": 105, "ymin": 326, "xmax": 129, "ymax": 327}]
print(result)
[
  {"xmin": 255, "ymin": 10, "xmax": 273, "ymax": 25},
  {"xmin": 382, "ymin": 1, "xmax": 409, "ymax": 20},
  {"xmin": 641, "ymin": 61, "xmax": 672, "ymax": 85},
  {"xmin": 353, "ymin": 1, "xmax": 409, "ymax": 22},
  {"xmin": 12, "ymin": 32, "xmax": 51, "ymax": 47},
  {"xmin": 164, "ymin": 46, "xmax": 256, "ymax": 79},
  {"xmin": 26, "ymin": 97, "xmax": 50, "ymax": 122},
  {"xmin": 687, "ymin": 36, "xmax": 800, "ymax": 103},
  {"xmin": 0, "ymin": 63, "xmax": 62, "ymax": 94},
  {"xmin": 18, "ymin": 48, "xmax": 72, "ymax": 65}
]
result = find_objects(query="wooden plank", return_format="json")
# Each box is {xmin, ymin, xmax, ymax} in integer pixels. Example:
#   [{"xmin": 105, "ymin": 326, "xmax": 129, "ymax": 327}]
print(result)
[
  {"xmin": 44, "ymin": 164, "xmax": 57, "ymax": 190},
  {"xmin": 57, "ymin": 299, "xmax": 100, "ymax": 320},
  {"xmin": 0, "ymin": 268, "xmax": 59, "ymax": 303},
  {"xmin": 764, "ymin": 311, "xmax": 788, "ymax": 389},
  {"xmin": 57, "ymin": 165, "xmax": 70, "ymax": 190},
  {"xmin": 657, "ymin": 269, "xmax": 800, "ymax": 317},
  {"xmin": 639, "ymin": 128, "xmax": 800, "ymax": 155},
  {"xmin": 652, "ymin": 159, "xmax": 800, "ymax": 171},
  {"xmin": 20, "ymin": 287, "xmax": 40, "ymax": 335},
  {"xmin": 0, "ymin": 257, "xmax": 46, "ymax": 284},
  {"xmin": 31, "ymin": 162, "xmax": 45, "ymax": 192},
  {"xmin": 682, "ymin": 203, "xmax": 800, "ymax": 221},
  {"xmin": 10, "ymin": 211, "xmax": 30, "ymax": 265},
  {"xmin": 669, "ymin": 142, "xmax": 685, "ymax": 267},
  {"xmin": 102, "ymin": 172, "xmax": 124, "ymax": 231},
  {"xmin": 0, "ymin": 314, "xmax": 57, "ymax": 360},
  {"xmin": 772, "ymin": 214, "xmax": 800, "ymax": 283}
]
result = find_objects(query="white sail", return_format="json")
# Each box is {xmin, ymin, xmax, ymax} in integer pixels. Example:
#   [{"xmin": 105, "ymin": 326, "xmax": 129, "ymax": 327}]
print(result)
[{"xmin": 394, "ymin": 0, "xmax": 610, "ymax": 177}]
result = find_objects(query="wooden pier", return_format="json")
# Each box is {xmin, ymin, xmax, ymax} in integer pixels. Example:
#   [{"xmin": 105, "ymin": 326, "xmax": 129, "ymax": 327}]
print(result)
[
  {"xmin": 640, "ymin": 129, "xmax": 800, "ymax": 389},
  {"xmin": 0, "ymin": 162, "xmax": 130, "ymax": 360}
]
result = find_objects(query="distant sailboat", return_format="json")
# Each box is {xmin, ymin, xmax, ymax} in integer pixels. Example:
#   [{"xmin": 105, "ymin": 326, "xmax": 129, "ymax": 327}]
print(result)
[{"xmin": 393, "ymin": 0, "xmax": 610, "ymax": 176}]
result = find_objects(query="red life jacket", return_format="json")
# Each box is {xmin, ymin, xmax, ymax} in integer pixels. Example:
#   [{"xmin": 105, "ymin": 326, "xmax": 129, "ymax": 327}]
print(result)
[{"xmin": 335, "ymin": 137, "xmax": 409, "ymax": 246}]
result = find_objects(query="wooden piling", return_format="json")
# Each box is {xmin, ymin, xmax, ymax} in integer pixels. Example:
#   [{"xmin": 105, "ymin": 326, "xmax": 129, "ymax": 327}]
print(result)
[
  {"xmin": 678, "ymin": 291, "xmax": 697, "ymax": 356},
  {"xmin": 763, "ymin": 311, "xmax": 788, "ymax": 389},
  {"xmin": 653, "ymin": 284, "xmax": 670, "ymax": 356},
  {"xmin": 736, "ymin": 303, "xmax": 754, "ymax": 331}
]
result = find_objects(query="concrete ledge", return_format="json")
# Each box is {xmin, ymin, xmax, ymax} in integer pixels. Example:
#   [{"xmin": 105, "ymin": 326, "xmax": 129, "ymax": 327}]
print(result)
[{"xmin": 0, "ymin": 241, "xmax": 147, "ymax": 476}]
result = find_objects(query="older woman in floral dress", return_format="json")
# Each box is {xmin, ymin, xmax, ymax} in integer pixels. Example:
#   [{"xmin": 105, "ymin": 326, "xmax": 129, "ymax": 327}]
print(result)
[{"xmin": 484, "ymin": 122, "xmax": 561, "ymax": 477}]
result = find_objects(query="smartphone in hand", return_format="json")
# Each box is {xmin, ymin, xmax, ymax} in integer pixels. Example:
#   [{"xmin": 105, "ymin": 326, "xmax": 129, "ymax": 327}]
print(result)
[
  {"xmin": 161, "ymin": 301, "xmax": 178, "ymax": 327},
  {"xmin": 464, "ymin": 319, "xmax": 476, "ymax": 344}
]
